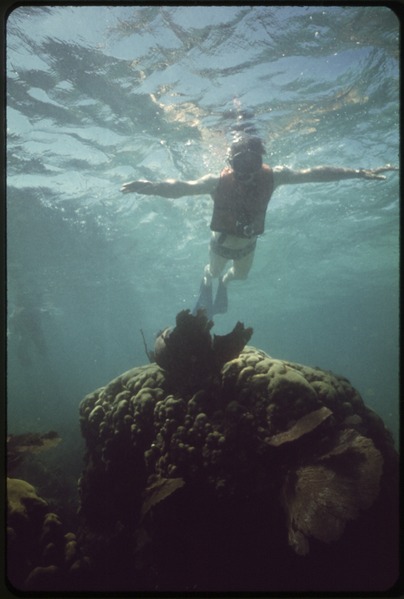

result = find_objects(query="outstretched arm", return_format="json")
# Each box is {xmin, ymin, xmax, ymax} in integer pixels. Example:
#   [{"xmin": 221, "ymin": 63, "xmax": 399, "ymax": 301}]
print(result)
[
  {"xmin": 120, "ymin": 174, "xmax": 219, "ymax": 198},
  {"xmin": 273, "ymin": 164, "xmax": 397, "ymax": 188}
]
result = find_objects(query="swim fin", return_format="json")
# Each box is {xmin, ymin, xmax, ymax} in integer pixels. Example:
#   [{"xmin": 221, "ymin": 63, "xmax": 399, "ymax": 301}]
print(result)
[
  {"xmin": 213, "ymin": 277, "xmax": 228, "ymax": 315},
  {"xmin": 193, "ymin": 278, "xmax": 213, "ymax": 319}
]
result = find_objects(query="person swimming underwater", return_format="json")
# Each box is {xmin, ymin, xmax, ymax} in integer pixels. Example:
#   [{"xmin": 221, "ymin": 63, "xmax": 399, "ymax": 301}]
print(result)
[
  {"xmin": 120, "ymin": 134, "xmax": 396, "ymax": 318},
  {"xmin": 8, "ymin": 303, "xmax": 48, "ymax": 367}
]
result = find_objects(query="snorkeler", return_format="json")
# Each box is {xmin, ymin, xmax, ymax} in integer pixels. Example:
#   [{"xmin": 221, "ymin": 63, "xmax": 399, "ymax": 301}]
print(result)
[
  {"xmin": 120, "ymin": 134, "xmax": 397, "ymax": 318},
  {"xmin": 8, "ymin": 304, "xmax": 48, "ymax": 367}
]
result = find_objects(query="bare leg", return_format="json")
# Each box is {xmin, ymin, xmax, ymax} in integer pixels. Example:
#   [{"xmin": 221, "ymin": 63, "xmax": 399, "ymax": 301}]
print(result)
[
  {"xmin": 222, "ymin": 250, "xmax": 255, "ymax": 285},
  {"xmin": 204, "ymin": 250, "xmax": 229, "ymax": 283},
  {"xmin": 197, "ymin": 245, "xmax": 255, "ymax": 316}
]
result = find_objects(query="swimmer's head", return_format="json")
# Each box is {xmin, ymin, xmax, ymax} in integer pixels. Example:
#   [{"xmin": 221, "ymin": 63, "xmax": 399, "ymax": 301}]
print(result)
[{"xmin": 228, "ymin": 135, "xmax": 265, "ymax": 179}]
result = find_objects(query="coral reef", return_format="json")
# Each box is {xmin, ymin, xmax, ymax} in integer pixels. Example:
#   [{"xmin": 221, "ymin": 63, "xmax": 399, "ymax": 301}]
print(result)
[
  {"xmin": 152, "ymin": 309, "xmax": 252, "ymax": 393},
  {"xmin": 7, "ymin": 431, "xmax": 61, "ymax": 472},
  {"xmin": 76, "ymin": 313, "xmax": 399, "ymax": 592},
  {"xmin": 6, "ymin": 478, "xmax": 88, "ymax": 591}
]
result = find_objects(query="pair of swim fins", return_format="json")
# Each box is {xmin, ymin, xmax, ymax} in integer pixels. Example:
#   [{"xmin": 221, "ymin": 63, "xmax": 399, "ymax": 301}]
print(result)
[{"xmin": 193, "ymin": 277, "xmax": 228, "ymax": 319}]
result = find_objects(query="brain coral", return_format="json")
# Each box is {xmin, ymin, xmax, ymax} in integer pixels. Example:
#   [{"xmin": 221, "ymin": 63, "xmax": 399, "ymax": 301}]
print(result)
[{"xmin": 78, "ymin": 314, "xmax": 398, "ymax": 592}]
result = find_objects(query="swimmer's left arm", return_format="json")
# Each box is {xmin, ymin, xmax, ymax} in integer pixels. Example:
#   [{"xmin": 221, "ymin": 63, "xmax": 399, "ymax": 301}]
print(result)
[{"xmin": 272, "ymin": 164, "xmax": 398, "ymax": 188}]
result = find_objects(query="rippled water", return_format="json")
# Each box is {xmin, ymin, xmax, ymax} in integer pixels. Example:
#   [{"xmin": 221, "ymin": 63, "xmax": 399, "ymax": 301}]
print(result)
[{"xmin": 6, "ymin": 5, "xmax": 399, "ymax": 454}]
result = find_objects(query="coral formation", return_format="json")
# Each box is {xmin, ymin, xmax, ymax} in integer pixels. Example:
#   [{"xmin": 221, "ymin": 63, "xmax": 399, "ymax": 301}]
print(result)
[
  {"xmin": 7, "ymin": 431, "xmax": 61, "ymax": 472},
  {"xmin": 281, "ymin": 428, "xmax": 384, "ymax": 555},
  {"xmin": 6, "ymin": 477, "xmax": 88, "ymax": 591},
  {"xmin": 7, "ymin": 478, "xmax": 48, "ymax": 521},
  {"xmin": 77, "ymin": 313, "xmax": 399, "ymax": 592},
  {"xmin": 152, "ymin": 309, "xmax": 252, "ymax": 393}
]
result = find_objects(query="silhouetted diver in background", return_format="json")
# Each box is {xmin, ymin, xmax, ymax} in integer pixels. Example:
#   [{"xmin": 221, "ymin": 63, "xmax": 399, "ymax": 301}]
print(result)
[{"xmin": 9, "ymin": 302, "xmax": 48, "ymax": 367}]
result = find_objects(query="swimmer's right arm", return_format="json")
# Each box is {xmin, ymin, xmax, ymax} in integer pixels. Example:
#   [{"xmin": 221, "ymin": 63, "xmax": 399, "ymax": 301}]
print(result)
[{"xmin": 120, "ymin": 174, "xmax": 219, "ymax": 198}]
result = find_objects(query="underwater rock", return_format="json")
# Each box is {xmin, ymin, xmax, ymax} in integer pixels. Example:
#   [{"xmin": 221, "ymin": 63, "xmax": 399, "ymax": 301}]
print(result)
[{"xmin": 77, "ymin": 315, "xmax": 398, "ymax": 592}]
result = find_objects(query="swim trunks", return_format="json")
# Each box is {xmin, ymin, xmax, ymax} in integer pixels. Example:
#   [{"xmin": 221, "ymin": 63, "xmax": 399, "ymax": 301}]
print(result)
[{"xmin": 210, "ymin": 236, "xmax": 257, "ymax": 260}]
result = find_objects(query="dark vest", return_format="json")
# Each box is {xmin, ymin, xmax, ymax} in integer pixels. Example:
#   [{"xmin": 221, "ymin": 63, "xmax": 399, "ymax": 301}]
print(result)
[{"xmin": 210, "ymin": 165, "xmax": 274, "ymax": 237}]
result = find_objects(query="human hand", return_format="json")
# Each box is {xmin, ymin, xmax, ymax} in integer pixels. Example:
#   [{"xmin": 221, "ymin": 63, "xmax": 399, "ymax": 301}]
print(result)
[
  {"xmin": 120, "ymin": 180, "xmax": 153, "ymax": 194},
  {"xmin": 358, "ymin": 165, "xmax": 398, "ymax": 180}
]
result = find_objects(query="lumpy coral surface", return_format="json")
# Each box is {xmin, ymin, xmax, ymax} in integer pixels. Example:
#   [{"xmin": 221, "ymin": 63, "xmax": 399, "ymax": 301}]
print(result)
[{"xmin": 77, "ymin": 345, "xmax": 398, "ymax": 591}]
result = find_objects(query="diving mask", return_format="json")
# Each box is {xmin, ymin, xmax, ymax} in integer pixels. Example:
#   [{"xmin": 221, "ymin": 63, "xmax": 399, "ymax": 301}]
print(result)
[{"xmin": 230, "ymin": 149, "xmax": 263, "ymax": 177}]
